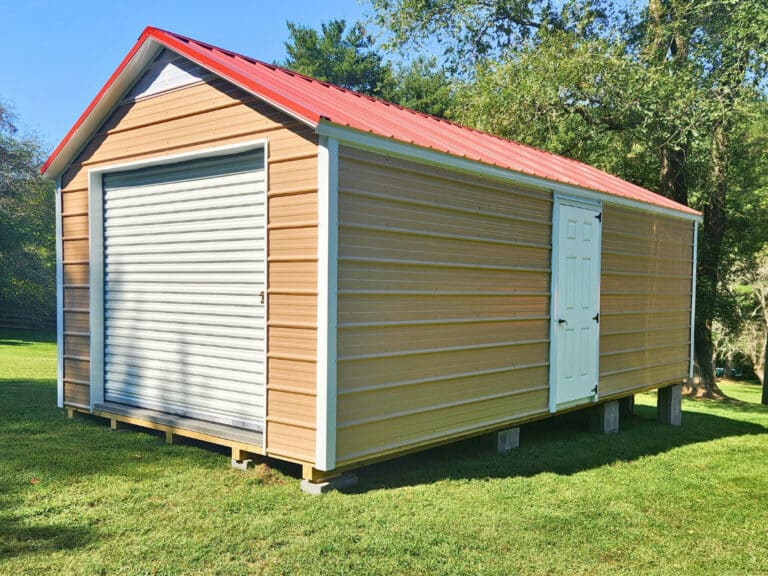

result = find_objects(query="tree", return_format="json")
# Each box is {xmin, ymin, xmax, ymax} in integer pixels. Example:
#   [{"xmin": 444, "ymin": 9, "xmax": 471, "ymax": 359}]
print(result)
[
  {"xmin": 282, "ymin": 19, "xmax": 391, "ymax": 96},
  {"xmin": 382, "ymin": 57, "xmax": 454, "ymax": 118},
  {"xmin": 282, "ymin": 19, "xmax": 454, "ymax": 117},
  {"xmin": 0, "ymin": 101, "xmax": 55, "ymax": 326},
  {"xmin": 717, "ymin": 248, "xmax": 768, "ymax": 398},
  {"xmin": 371, "ymin": 0, "xmax": 768, "ymax": 397}
]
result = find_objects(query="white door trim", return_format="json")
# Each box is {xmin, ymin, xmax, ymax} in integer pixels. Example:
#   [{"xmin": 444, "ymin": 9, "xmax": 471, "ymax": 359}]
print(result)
[
  {"xmin": 87, "ymin": 139, "xmax": 269, "ymax": 415},
  {"xmin": 548, "ymin": 195, "xmax": 602, "ymax": 412}
]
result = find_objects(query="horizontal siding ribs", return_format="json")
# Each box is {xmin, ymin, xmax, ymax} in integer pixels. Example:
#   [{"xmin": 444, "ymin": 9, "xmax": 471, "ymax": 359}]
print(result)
[
  {"xmin": 598, "ymin": 203, "xmax": 692, "ymax": 397},
  {"xmin": 339, "ymin": 363, "xmax": 549, "ymax": 396},
  {"xmin": 600, "ymin": 358, "xmax": 688, "ymax": 378},
  {"xmin": 344, "ymin": 186, "xmax": 552, "ymax": 227},
  {"xmin": 269, "ymin": 289, "xmax": 318, "ymax": 296},
  {"xmin": 340, "ymin": 221, "xmax": 550, "ymax": 250},
  {"xmin": 339, "ymin": 255, "xmax": 547, "ymax": 273},
  {"xmin": 339, "ymin": 338, "xmax": 549, "ymax": 361},
  {"xmin": 339, "ymin": 289, "xmax": 548, "ymax": 296},
  {"xmin": 270, "ymin": 221, "xmax": 318, "ymax": 230},
  {"xmin": 268, "ymin": 384, "xmax": 316, "ymax": 396},
  {"xmin": 265, "ymin": 415, "xmax": 316, "ymax": 430},
  {"xmin": 335, "ymin": 146, "xmax": 552, "ymax": 464},
  {"xmin": 338, "ymin": 384, "xmax": 548, "ymax": 429},
  {"xmin": 336, "ymin": 399, "xmax": 547, "ymax": 465},
  {"xmin": 600, "ymin": 342, "xmax": 690, "ymax": 358},
  {"xmin": 270, "ymin": 151, "xmax": 317, "ymax": 165},
  {"xmin": 267, "ymin": 185, "xmax": 318, "ymax": 198},
  {"xmin": 339, "ymin": 316, "xmax": 548, "ymax": 329}
]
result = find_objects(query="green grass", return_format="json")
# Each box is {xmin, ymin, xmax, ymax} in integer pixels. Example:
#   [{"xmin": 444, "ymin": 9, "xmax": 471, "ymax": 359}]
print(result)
[{"xmin": 1, "ymin": 330, "xmax": 767, "ymax": 575}]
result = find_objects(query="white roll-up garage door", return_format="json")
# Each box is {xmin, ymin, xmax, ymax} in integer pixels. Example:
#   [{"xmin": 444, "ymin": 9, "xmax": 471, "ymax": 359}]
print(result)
[{"xmin": 102, "ymin": 149, "xmax": 266, "ymax": 431}]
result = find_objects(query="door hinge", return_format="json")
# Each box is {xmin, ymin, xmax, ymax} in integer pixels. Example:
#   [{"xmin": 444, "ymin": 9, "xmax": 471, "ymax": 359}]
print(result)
[
  {"xmin": 592, "ymin": 312, "xmax": 600, "ymax": 323},
  {"xmin": 595, "ymin": 212, "xmax": 602, "ymax": 223}
]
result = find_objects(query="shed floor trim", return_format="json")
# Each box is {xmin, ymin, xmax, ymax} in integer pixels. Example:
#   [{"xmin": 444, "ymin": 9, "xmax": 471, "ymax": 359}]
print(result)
[{"xmin": 92, "ymin": 402, "xmax": 264, "ymax": 455}]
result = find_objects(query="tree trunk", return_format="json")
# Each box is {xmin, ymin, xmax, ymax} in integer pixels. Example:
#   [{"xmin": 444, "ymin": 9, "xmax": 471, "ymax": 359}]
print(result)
[
  {"xmin": 660, "ymin": 145, "xmax": 688, "ymax": 206},
  {"xmin": 761, "ymin": 330, "xmax": 768, "ymax": 405},
  {"xmin": 689, "ymin": 122, "xmax": 728, "ymax": 398}
]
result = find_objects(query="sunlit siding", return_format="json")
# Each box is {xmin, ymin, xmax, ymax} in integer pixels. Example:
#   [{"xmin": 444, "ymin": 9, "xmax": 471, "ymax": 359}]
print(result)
[
  {"xmin": 599, "ymin": 204, "xmax": 693, "ymax": 396},
  {"xmin": 334, "ymin": 146, "xmax": 553, "ymax": 466},
  {"xmin": 59, "ymin": 75, "xmax": 318, "ymax": 463}
]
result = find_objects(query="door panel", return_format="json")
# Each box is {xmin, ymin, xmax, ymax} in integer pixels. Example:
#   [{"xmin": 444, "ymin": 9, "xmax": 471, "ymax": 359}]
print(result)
[
  {"xmin": 102, "ymin": 149, "xmax": 267, "ymax": 431},
  {"xmin": 553, "ymin": 202, "xmax": 601, "ymax": 406}
]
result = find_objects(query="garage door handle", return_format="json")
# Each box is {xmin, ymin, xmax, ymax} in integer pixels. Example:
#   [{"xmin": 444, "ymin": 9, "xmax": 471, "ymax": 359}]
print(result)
[{"xmin": 259, "ymin": 290, "xmax": 265, "ymax": 305}]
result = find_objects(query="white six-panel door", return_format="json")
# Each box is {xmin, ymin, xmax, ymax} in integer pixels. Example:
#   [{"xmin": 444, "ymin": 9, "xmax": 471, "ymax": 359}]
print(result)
[
  {"xmin": 551, "ymin": 201, "xmax": 602, "ymax": 408},
  {"xmin": 101, "ymin": 149, "xmax": 266, "ymax": 431}
]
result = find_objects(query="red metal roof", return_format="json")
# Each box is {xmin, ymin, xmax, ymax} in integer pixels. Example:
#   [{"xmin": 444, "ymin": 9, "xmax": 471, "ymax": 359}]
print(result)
[{"xmin": 43, "ymin": 26, "xmax": 700, "ymax": 217}]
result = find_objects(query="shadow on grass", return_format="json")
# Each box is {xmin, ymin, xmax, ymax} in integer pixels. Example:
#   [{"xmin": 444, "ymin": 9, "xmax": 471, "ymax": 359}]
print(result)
[
  {"xmin": 0, "ymin": 329, "xmax": 56, "ymax": 343},
  {"xmin": 2, "ymin": 378, "xmax": 766, "ymax": 499},
  {"xmin": 347, "ymin": 401, "xmax": 768, "ymax": 493},
  {"xmin": 0, "ymin": 339, "xmax": 33, "ymax": 347},
  {"xmin": 0, "ymin": 506, "xmax": 95, "ymax": 561},
  {"xmin": 0, "ymin": 378, "xmax": 215, "ymax": 559}
]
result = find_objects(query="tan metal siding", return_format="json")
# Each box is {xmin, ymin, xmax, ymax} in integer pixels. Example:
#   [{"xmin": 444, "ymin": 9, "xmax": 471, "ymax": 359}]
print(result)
[
  {"xmin": 599, "ymin": 204, "xmax": 693, "ymax": 397},
  {"xmin": 59, "ymin": 76, "xmax": 318, "ymax": 463},
  {"xmin": 335, "ymin": 146, "xmax": 552, "ymax": 466}
]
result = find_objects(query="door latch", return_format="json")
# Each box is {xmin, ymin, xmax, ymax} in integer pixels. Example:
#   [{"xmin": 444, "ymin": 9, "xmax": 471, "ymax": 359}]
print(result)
[
  {"xmin": 558, "ymin": 318, "xmax": 568, "ymax": 325},
  {"xmin": 592, "ymin": 313, "xmax": 600, "ymax": 323}
]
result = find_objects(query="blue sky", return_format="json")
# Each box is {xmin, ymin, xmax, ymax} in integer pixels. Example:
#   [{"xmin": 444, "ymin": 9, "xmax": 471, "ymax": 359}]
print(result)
[{"xmin": 0, "ymin": 0, "xmax": 368, "ymax": 151}]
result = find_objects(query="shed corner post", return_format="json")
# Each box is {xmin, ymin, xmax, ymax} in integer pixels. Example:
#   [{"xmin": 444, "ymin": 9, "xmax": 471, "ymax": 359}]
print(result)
[
  {"xmin": 55, "ymin": 175, "xmax": 64, "ymax": 408},
  {"xmin": 315, "ymin": 135, "xmax": 339, "ymax": 473},
  {"xmin": 88, "ymin": 169, "xmax": 105, "ymax": 410},
  {"xmin": 689, "ymin": 219, "xmax": 699, "ymax": 381}
]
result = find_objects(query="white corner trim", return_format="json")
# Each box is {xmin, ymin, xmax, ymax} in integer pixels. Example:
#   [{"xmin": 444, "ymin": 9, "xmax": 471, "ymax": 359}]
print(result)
[
  {"xmin": 87, "ymin": 138, "xmax": 270, "ymax": 414},
  {"xmin": 547, "ymin": 199, "xmax": 561, "ymax": 413},
  {"xmin": 316, "ymin": 121, "xmax": 702, "ymax": 223},
  {"xmin": 315, "ymin": 136, "xmax": 339, "ymax": 471},
  {"xmin": 88, "ymin": 171, "xmax": 105, "ymax": 410},
  {"xmin": 55, "ymin": 177, "xmax": 64, "ymax": 408},
  {"xmin": 689, "ymin": 220, "xmax": 699, "ymax": 379}
]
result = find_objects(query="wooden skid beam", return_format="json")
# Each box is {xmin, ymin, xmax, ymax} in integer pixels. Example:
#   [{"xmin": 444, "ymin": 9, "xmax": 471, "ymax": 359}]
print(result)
[
  {"xmin": 91, "ymin": 409, "xmax": 266, "ymax": 458},
  {"xmin": 302, "ymin": 464, "xmax": 342, "ymax": 483}
]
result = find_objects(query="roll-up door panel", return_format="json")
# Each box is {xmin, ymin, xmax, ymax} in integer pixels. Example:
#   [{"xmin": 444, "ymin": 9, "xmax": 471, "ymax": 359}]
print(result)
[{"xmin": 102, "ymin": 149, "xmax": 266, "ymax": 431}]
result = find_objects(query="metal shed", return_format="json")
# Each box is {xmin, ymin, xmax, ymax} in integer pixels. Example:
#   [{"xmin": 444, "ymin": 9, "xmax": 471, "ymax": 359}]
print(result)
[{"xmin": 42, "ymin": 27, "xmax": 701, "ymax": 490}]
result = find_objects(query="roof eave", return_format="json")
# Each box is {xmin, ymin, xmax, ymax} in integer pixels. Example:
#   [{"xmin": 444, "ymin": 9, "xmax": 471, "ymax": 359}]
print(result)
[{"xmin": 316, "ymin": 119, "xmax": 703, "ymax": 222}]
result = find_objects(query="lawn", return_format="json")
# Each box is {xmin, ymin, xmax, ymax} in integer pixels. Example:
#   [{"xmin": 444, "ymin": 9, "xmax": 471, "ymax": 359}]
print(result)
[{"xmin": 1, "ymin": 330, "xmax": 767, "ymax": 575}]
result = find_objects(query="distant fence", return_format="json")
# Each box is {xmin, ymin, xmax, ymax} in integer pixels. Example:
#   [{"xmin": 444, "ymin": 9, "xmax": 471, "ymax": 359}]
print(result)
[{"xmin": 0, "ymin": 306, "xmax": 56, "ymax": 333}]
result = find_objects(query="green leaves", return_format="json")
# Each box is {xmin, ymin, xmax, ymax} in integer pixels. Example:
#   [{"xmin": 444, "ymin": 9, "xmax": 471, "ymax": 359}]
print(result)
[
  {"xmin": 281, "ymin": 19, "xmax": 454, "ymax": 117},
  {"xmin": 282, "ymin": 19, "xmax": 391, "ymax": 96},
  {"xmin": 0, "ymin": 102, "xmax": 55, "ymax": 324}
]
